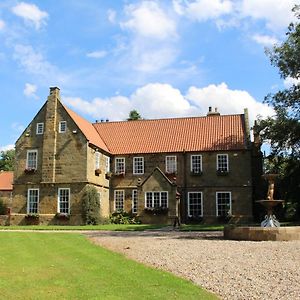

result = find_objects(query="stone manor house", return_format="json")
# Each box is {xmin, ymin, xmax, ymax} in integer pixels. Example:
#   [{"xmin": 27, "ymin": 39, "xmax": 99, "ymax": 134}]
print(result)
[{"xmin": 9, "ymin": 87, "xmax": 262, "ymax": 225}]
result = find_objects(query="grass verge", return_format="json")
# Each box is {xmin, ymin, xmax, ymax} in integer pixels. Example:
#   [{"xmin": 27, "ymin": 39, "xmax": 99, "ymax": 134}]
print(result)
[
  {"xmin": 0, "ymin": 224, "xmax": 165, "ymax": 231},
  {"xmin": 0, "ymin": 232, "xmax": 217, "ymax": 300},
  {"xmin": 180, "ymin": 224, "xmax": 224, "ymax": 231}
]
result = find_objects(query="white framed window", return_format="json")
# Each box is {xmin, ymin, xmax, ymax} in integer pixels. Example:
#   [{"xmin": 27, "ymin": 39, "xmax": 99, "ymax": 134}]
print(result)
[
  {"xmin": 145, "ymin": 191, "xmax": 168, "ymax": 208},
  {"xmin": 115, "ymin": 157, "xmax": 125, "ymax": 174},
  {"xmin": 27, "ymin": 189, "xmax": 39, "ymax": 214},
  {"xmin": 26, "ymin": 150, "xmax": 38, "ymax": 169},
  {"xmin": 166, "ymin": 156, "xmax": 177, "ymax": 173},
  {"xmin": 114, "ymin": 190, "xmax": 124, "ymax": 211},
  {"xmin": 95, "ymin": 152, "xmax": 100, "ymax": 170},
  {"xmin": 36, "ymin": 123, "xmax": 44, "ymax": 135},
  {"xmin": 105, "ymin": 156, "xmax": 110, "ymax": 173},
  {"xmin": 58, "ymin": 188, "xmax": 70, "ymax": 214},
  {"xmin": 191, "ymin": 155, "xmax": 202, "ymax": 173},
  {"xmin": 217, "ymin": 154, "xmax": 229, "ymax": 172},
  {"xmin": 216, "ymin": 192, "xmax": 232, "ymax": 216},
  {"xmin": 188, "ymin": 192, "xmax": 203, "ymax": 217},
  {"xmin": 133, "ymin": 157, "xmax": 144, "ymax": 174},
  {"xmin": 59, "ymin": 121, "xmax": 67, "ymax": 133},
  {"xmin": 132, "ymin": 190, "xmax": 138, "ymax": 214}
]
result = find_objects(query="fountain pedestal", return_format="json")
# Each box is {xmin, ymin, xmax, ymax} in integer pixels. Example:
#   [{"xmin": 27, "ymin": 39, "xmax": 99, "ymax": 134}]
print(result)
[{"xmin": 256, "ymin": 174, "xmax": 283, "ymax": 227}]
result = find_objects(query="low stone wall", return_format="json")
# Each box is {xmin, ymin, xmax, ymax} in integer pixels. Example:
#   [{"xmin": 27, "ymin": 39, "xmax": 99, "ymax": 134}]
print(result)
[{"xmin": 224, "ymin": 225, "xmax": 300, "ymax": 241}]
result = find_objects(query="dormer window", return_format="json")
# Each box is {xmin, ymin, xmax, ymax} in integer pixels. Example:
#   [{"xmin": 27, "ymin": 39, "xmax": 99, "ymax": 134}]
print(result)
[
  {"xmin": 59, "ymin": 121, "xmax": 67, "ymax": 133},
  {"xmin": 36, "ymin": 123, "xmax": 44, "ymax": 135}
]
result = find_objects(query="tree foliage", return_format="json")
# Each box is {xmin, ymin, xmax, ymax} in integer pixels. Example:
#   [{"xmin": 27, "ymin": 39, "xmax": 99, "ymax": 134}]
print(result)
[
  {"xmin": 257, "ymin": 6, "xmax": 300, "ymax": 219},
  {"xmin": 0, "ymin": 149, "xmax": 15, "ymax": 171},
  {"xmin": 82, "ymin": 186, "xmax": 101, "ymax": 225},
  {"xmin": 127, "ymin": 110, "xmax": 142, "ymax": 121}
]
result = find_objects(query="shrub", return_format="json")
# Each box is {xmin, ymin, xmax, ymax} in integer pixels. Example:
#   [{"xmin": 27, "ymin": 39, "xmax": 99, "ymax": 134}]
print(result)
[
  {"xmin": 110, "ymin": 211, "xmax": 140, "ymax": 224},
  {"xmin": 82, "ymin": 186, "xmax": 101, "ymax": 225},
  {"xmin": 0, "ymin": 199, "xmax": 7, "ymax": 215}
]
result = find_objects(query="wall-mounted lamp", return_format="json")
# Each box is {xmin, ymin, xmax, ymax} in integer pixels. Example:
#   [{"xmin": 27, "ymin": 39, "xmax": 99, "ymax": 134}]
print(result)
[{"xmin": 72, "ymin": 130, "xmax": 78, "ymax": 134}]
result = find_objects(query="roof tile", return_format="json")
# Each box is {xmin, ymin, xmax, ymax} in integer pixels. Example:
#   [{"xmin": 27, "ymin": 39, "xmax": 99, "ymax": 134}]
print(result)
[{"xmin": 0, "ymin": 171, "xmax": 13, "ymax": 191}]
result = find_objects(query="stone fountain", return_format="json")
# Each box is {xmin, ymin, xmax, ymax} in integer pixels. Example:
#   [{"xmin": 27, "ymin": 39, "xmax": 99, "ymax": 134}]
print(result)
[
  {"xmin": 256, "ymin": 174, "xmax": 283, "ymax": 227},
  {"xmin": 224, "ymin": 173, "xmax": 300, "ymax": 241}
]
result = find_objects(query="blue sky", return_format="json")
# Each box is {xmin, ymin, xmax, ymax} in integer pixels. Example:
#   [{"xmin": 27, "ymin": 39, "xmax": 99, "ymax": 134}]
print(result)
[{"xmin": 0, "ymin": 0, "xmax": 299, "ymax": 151}]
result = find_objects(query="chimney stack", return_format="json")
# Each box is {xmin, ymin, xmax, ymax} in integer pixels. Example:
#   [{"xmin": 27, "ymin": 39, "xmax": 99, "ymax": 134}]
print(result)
[{"xmin": 207, "ymin": 107, "xmax": 220, "ymax": 116}]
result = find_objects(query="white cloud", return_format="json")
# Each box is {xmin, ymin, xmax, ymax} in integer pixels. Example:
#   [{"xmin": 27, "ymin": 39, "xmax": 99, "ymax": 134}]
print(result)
[
  {"xmin": 13, "ymin": 44, "xmax": 53, "ymax": 75},
  {"xmin": 0, "ymin": 20, "xmax": 5, "ymax": 30},
  {"xmin": 24, "ymin": 83, "xmax": 38, "ymax": 98},
  {"xmin": 133, "ymin": 46, "xmax": 178, "ymax": 72},
  {"xmin": 131, "ymin": 83, "xmax": 197, "ymax": 118},
  {"xmin": 173, "ymin": 0, "xmax": 233, "ymax": 22},
  {"xmin": 117, "ymin": 1, "xmax": 179, "ymax": 74},
  {"xmin": 252, "ymin": 34, "xmax": 279, "ymax": 47},
  {"xmin": 0, "ymin": 144, "xmax": 15, "ymax": 151},
  {"xmin": 283, "ymin": 76, "xmax": 300, "ymax": 88},
  {"xmin": 186, "ymin": 82, "xmax": 274, "ymax": 125},
  {"xmin": 240, "ymin": 0, "xmax": 298, "ymax": 31},
  {"xmin": 63, "ymin": 82, "xmax": 272, "ymax": 126},
  {"xmin": 121, "ymin": 1, "xmax": 177, "ymax": 40},
  {"xmin": 11, "ymin": 2, "xmax": 48, "ymax": 30},
  {"xmin": 86, "ymin": 50, "xmax": 107, "ymax": 59},
  {"xmin": 107, "ymin": 9, "xmax": 116, "ymax": 24},
  {"xmin": 63, "ymin": 96, "xmax": 132, "ymax": 121},
  {"xmin": 13, "ymin": 44, "xmax": 69, "ymax": 85}
]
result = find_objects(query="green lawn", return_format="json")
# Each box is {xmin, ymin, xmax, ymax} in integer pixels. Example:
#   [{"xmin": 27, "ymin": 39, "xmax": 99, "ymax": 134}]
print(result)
[
  {"xmin": 0, "ymin": 224, "xmax": 165, "ymax": 231},
  {"xmin": 180, "ymin": 224, "xmax": 224, "ymax": 231},
  {"xmin": 0, "ymin": 232, "xmax": 217, "ymax": 300}
]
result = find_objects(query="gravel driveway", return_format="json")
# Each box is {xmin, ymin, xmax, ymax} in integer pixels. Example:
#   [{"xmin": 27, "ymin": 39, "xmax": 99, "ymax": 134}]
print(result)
[{"xmin": 86, "ymin": 230, "xmax": 300, "ymax": 300}]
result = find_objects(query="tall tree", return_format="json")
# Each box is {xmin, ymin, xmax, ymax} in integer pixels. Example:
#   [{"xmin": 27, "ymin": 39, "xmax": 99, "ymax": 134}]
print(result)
[
  {"xmin": 0, "ymin": 149, "xmax": 15, "ymax": 171},
  {"xmin": 257, "ymin": 6, "xmax": 300, "ymax": 219},
  {"xmin": 127, "ymin": 110, "xmax": 142, "ymax": 121}
]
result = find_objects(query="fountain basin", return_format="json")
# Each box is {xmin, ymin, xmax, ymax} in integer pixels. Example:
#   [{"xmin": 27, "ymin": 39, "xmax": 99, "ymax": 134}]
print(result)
[{"xmin": 224, "ymin": 225, "xmax": 300, "ymax": 241}]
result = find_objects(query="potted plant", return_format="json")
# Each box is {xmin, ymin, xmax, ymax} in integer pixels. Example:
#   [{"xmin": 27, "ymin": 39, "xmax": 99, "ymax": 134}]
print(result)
[
  {"xmin": 55, "ymin": 212, "xmax": 70, "ymax": 220},
  {"xmin": 95, "ymin": 169, "xmax": 101, "ymax": 176},
  {"xmin": 24, "ymin": 167, "xmax": 36, "ymax": 174},
  {"xmin": 25, "ymin": 213, "xmax": 39, "ymax": 225},
  {"xmin": 105, "ymin": 171, "xmax": 113, "ymax": 179}
]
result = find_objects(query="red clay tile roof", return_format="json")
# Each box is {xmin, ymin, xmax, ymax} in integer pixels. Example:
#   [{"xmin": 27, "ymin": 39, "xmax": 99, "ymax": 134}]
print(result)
[
  {"xmin": 0, "ymin": 171, "xmax": 13, "ymax": 191},
  {"xmin": 64, "ymin": 106, "xmax": 109, "ymax": 152},
  {"xmin": 93, "ymin": 114, "xmax": 248, "ymax": 155}
]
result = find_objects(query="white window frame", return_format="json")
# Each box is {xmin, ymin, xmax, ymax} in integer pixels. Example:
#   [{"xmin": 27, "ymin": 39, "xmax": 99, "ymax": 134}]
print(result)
[
  {"xmin": 217, "ymin": 154, "xmax": 229, "ymax": 172},
  {"xmin": 133, "ymin": 157, "xmax": 144, "ymax": 175},
  {"xmin": 216, "ymin": 191, "xmax": 232, "ymax": 217},
  {"xmin": 36, "ymin": 123, "xmax": 44, "ymax": 135},
  {"xmin": 26, "ymin": 150, "xmax": 38, "ymax": 169},
  {"xmin": 58, "ymin": 188, "xmax": 70, "ymax": 214},
  {"xmin": 165, "ymin": 156, "xmax": 177, "ymax": 173},
  {"xmin": 114, "ymin": 190, "xmax": 124, "ymax": 211},
  {"xmin": 95, "ymin": 151, "xmax": 100, "ymax": 170},
  {"xmin": 105, "ymin": 156, "xmax": 110, "ymax": 173},
  {"xmin": 132, "ymin": 190, "xmax": 138, "ymax": 214},
  {"xmin": 187, "ymin": 192, "xmax": 203, "ymax": 217},
  {"xmin": 59, "ymin": 121, "xmax": 67, "ymax": 133},
  {"xmin": 115, "ymin": 157, "xmax": 125, "ymax": 174},
  {"xmin": 191, "ymin": 155, "xmax": 202, "ymax": 173},
  {"xmin": 27, "ymin": 189, "xmax": 39, "ymax": 214},
  {"xmin": 144, "ymin": 191, "xmax": 168, "ymax": 208}
]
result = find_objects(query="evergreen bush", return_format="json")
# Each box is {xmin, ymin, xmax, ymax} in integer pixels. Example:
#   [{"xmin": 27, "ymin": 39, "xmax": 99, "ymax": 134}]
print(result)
[{"xmin": 82, "ymin": 186, "xmax": 101, "ymax": 225}]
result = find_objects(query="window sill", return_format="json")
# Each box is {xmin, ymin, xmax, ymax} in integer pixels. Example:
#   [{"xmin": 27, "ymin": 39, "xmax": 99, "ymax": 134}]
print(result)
[
  {"xmin": 216, "ymin": 170, "xmax": 229, "ymax": 176},
  {"xmin": 190, "ymin": 171, "xmax": 203, "ymax": 176}
]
